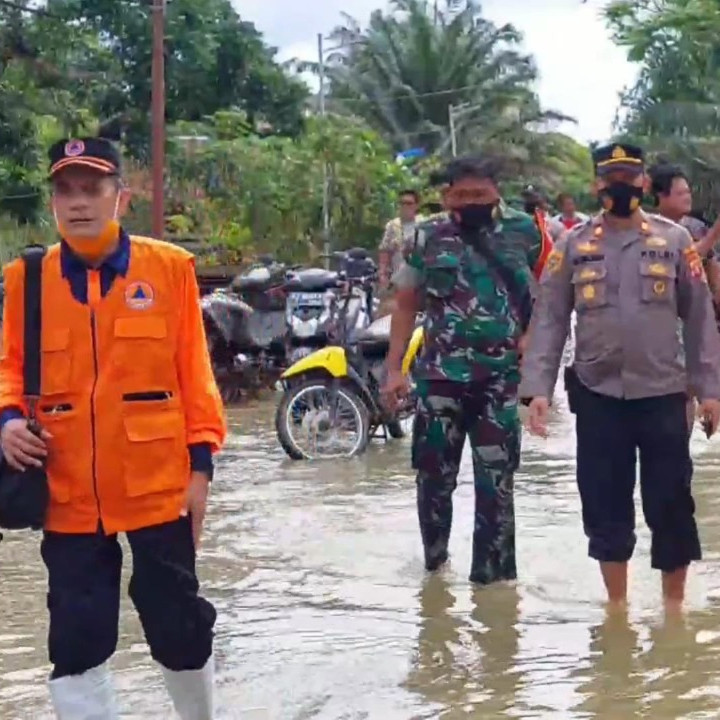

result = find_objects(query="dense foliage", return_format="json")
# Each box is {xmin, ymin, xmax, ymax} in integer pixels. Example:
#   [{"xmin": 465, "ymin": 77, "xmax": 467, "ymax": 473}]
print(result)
[
  {"xmin": 0, "ymin": 0, "xmax": 596, "ymax": 263},
  {"xmin": 604, "ymin": 0, "xmax": 720, "ymax": 217}
]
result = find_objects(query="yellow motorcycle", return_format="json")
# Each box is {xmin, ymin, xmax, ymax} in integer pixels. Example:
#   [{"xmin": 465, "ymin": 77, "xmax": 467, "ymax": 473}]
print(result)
[{"xmin": 275, "ymin": 280, "xmax": 423, "ymax": 460}]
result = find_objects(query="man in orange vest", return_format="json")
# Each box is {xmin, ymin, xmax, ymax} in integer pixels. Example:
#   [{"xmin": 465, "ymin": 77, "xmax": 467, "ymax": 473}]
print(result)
[{"xmin": 0, "ymin": 137, "xmax": 226, "ymax": 719}]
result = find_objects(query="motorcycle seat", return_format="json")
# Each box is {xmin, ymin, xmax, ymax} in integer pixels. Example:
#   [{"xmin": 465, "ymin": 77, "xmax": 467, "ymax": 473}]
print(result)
[
  {"xmin": 285, "ymin": 268, "xmax": 340, "ymax": 292},
  {"xmin": 232, "ymin": 266, "xmax": 285, "ymax": 293},
  {"xmin": 356, "ymin": 314, "xmax": 391, "ymax": 344}
]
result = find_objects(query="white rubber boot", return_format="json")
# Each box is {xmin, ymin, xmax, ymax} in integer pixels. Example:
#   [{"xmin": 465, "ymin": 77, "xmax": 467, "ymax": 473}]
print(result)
[
  {"xmin": 161, "ymin": 655, "xmax": 214, "ymax": 720},
  {"xmin": 49, "ymin": 662, "xmax": 119, "ymax": 720}
]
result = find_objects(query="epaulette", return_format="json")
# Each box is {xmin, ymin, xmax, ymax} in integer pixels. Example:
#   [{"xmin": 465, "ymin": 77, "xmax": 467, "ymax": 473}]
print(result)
[
  {"xmin": 646, "ymin": 212, "xmax": 682, "ymax": 229},
  {"xmin": 566, "ymin": 216, "xmax": 594, "ymax": 241}
]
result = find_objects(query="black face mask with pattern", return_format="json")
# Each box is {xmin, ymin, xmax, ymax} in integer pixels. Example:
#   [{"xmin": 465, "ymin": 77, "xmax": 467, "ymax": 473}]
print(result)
[{"xmin": 600, "ymin": 182, "xmax": 644, "ymax": 218}]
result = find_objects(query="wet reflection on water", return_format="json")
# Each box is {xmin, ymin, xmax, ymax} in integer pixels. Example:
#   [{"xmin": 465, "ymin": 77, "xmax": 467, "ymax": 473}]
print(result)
[{"xmin": 2, "ymin": 388, "xmax": 720, "ymax": 718}]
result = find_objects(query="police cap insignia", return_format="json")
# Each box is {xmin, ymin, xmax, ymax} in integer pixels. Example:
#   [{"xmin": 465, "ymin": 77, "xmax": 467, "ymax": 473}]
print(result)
[{"xmin": 593, "ymin": 143, "xmax": 644, "ymax": 176}]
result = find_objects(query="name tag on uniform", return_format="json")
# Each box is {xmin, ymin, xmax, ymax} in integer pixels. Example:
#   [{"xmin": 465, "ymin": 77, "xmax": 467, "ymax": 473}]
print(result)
[{"xmin": 646, "ymin": 236, "xmax": 667, "ymax": 248}]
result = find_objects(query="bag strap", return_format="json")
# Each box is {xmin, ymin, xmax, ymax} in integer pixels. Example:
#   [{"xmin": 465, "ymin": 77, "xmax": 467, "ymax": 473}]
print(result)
[
  {"xmin": 21, "ymin": 244, "xmax": 46, "ymax": 415},
  {"xmin": 472, "ymin": 232, "xmax": 533, "ymax": 333}
]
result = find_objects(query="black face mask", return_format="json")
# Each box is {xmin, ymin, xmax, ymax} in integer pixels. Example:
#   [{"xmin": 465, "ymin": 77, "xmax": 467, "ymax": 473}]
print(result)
[
  {"xmin": 455, "ymin": 203, "xmax": 496, "ymax": 231},
  {"xmin": 600, "ymin": 182, "xmax": 643, "ymax": 218},
  {"xmin": 523, "ymin": 202, "xmax": 538, "ymax": 215}
]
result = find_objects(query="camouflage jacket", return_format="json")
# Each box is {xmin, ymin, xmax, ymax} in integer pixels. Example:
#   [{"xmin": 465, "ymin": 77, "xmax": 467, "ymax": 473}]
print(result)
[{"xmin": 394, "ymin": 203, "xmax": 549, "ymax": 383}]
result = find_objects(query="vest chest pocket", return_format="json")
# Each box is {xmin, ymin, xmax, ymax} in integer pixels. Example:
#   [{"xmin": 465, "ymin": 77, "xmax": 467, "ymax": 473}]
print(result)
[
  {"xmin": 426, "ymin": 254, "xmax": 460, "ymax": 299},
  {"xmin": 113, "ymin": 315, "xmax": 171, "ymax": 371},
  {"xmin": 41, "ymin": 328, "xmax": 72, "ymax": 396},
  {"xmin": 640, "ymin": 260, "xmax": 676, "ymax": 303},
  {"xmin": 572, "ymin": 264, "xmax": 608, "ymax": 311},
  {"xmin": 123, "ymin": 409, "xmax": 187, "ymax": 497}
]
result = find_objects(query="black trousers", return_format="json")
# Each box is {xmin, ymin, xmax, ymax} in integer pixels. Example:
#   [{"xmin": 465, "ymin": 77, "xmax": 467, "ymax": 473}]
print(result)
[
  {"xmin": 575, "ymin": 381, "xmax": 701, "ymax": 572},
  {"xmin": 41, "ymin": 517, "xmax": 216, "ymax": 680}
]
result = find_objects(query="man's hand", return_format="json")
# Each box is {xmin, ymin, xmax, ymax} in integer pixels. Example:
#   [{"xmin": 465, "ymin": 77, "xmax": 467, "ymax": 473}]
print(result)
[
  {"xmin": 526, "ymin": 397, "xmax": 550, "ymax": 438},
  {"xmin": 1, "ymin": 418, "xmax": 51, "ymax": 471},
  {"xmin": 698, "ymin": 398, "xmax": 720, "ymax": 437},
  {"xmin": 181, "ymin": 471, "xmax": 210, "ymax": 548},
  {"xmin": 381, "ymin": 368, "xmax": 409, "ymax": 413}
]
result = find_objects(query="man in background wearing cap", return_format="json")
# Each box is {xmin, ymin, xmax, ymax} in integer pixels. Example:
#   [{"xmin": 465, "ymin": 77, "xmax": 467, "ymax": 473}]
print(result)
[
  {"xmin": 382, "ymin": 154, "xmax": 550, "ymax": 586},
  {"xmin": 0, "ymin": 137, "xmax": 226, "ymax": 718},
  {"xmin": 520, "ymin": 143, "xmax": 720, "ymax": 610}
]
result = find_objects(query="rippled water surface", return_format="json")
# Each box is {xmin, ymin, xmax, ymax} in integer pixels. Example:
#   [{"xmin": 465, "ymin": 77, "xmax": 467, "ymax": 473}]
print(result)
[{"xmin": 3, "ymin": 388, "xmax": 720, "ymax": 719}]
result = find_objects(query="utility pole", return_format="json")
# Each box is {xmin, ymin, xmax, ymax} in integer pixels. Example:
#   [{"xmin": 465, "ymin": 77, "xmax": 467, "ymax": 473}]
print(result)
[
  {"xmin": 318, "ymin": 33, "xmax": 330, "ymax": 268},
  {"xmin": 151, "ymin": 0, "xmax": 166, "ymax": 240},
  {"xmin": 448, "ymin": 104, "xmax": 457, "ymax": 157}
]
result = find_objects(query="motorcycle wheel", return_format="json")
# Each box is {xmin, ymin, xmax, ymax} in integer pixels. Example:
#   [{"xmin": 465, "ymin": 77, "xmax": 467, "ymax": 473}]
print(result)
[
  {"xmin": 276, "ymin": 379, "xmax": 370, "ymax": 461},
  {"xmin": 206, "ymin": 327, "xmax": 245, "ymax": 405}
]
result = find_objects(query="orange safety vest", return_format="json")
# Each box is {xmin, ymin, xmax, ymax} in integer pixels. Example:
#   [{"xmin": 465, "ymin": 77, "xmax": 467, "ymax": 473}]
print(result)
[{"xmin": 0, "ymin": 237, "xmax": 226, "ymax": 534}]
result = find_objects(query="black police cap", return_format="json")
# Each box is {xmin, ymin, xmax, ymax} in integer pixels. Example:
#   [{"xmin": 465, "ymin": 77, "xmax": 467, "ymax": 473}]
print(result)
[
  {"xmin": 48, "ymin": 137, "xmax": 121, "ymax": 178},
  {"xmin": 592, "ymin": 143, "xmax": 644, "ymax": 176}
]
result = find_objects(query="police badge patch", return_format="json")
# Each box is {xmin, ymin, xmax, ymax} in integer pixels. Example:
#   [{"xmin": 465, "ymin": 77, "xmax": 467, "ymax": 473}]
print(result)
[{"xmin": 546, "ymin": 249, "xmax": 564, "ymax": 274}]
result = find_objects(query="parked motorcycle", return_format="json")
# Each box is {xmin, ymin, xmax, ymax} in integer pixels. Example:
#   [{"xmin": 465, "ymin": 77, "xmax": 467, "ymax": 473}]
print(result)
[
  {"xmin": 201, "ymin": 257, "xmax": 289, "ymax": 402},
  {"xmin": 275, "ymin": 276, "xmax": 423, "ymax": 461},
  {"xmin": 286, "ymin": 248, "xmax": 377, "ymax": 364}
]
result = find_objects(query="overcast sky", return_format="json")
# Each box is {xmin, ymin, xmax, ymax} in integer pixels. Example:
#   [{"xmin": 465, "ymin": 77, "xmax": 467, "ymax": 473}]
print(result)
[{"xmin": 234, "ymin": 0, "xmax": 638, "ymax": 145}]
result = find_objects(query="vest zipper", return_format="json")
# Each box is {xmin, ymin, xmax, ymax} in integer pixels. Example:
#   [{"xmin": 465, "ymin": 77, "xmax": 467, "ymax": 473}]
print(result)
[{"xmin": 88, "ymin": 271, "xmax": 102, "ymax": 526}]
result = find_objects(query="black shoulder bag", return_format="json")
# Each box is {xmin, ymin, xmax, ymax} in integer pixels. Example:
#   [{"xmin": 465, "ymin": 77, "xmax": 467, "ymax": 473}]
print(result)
[{"xmin": 0, "ymin": 244, "xmax": 49, "ymax": 532}]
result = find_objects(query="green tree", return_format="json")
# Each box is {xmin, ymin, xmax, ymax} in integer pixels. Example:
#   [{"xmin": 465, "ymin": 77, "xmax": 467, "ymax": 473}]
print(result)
[
  {"xmin": 604, "ymin": 0, "xmax": 720, "ymax": 216},
  {"xmin": 38, "ymin": 0, "xmax": 309, "ymax": 156},
  {"xmin": 324, "ymin": 0, "xmax": 566, "ymax": 156},
  {"xmin": 165, "ymin": 112, "xmax": 409, "ymax": 262}
]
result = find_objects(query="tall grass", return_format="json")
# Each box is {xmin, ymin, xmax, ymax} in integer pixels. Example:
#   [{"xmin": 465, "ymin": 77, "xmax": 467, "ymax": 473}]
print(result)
[{"xmin": 0, "ymin": 215, "xmax": 56, "ymax": 265}]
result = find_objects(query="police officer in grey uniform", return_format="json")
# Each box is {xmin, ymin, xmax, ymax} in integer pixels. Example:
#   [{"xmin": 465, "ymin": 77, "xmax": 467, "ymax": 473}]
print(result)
[{"xmin": 520, "ymin": 143, "xmax": 720, "ymax": 610}]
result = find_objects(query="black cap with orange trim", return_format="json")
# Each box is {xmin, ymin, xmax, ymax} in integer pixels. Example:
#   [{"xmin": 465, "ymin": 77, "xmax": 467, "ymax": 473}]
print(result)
[
  {"xmin": 48, "ymin": 137, "xmax": 121, "ymax": 178},
  {"xmin": 592, "ymin": 143, "xmax": 644, "ymax": 177}
]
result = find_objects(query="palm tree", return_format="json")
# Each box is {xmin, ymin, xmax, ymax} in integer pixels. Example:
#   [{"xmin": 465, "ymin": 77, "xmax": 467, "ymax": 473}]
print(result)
[{"xmin": 325, "ymin": 0, "xmax": 568, "ymax": 155}]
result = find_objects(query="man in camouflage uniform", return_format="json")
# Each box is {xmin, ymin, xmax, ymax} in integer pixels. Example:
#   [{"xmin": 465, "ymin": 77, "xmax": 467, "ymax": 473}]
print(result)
[
  {"xmin": 521, "ymin": 144, "xmax": 720, "ymax": 609},
  {"xmin": 382, "ymin": 155, "xmax": 551, "ymax": 585}
]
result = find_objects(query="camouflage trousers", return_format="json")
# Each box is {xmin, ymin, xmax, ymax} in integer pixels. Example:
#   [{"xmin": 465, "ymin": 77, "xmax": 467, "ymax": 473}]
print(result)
[{"xmin": 412, "ymin": 377, "xmax": 521, "ymax": 585}]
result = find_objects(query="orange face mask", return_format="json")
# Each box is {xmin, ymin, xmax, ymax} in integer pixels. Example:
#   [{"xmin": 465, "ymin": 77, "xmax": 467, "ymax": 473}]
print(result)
[{"xmin": 54, "ymin": 194, "xmax": 121, "ymax": 265}]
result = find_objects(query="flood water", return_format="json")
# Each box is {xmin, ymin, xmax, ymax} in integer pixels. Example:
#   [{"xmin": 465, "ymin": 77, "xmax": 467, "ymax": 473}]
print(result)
[{"xmin": 3, "ymin": 388, "xmax": 720, "ymax": 719}]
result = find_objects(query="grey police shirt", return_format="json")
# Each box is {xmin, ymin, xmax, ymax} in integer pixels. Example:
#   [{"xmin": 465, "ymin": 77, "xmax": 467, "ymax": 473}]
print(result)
[{"xmin": 519, "ymin": 212, "xmax": 720, "ymax": 401}]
